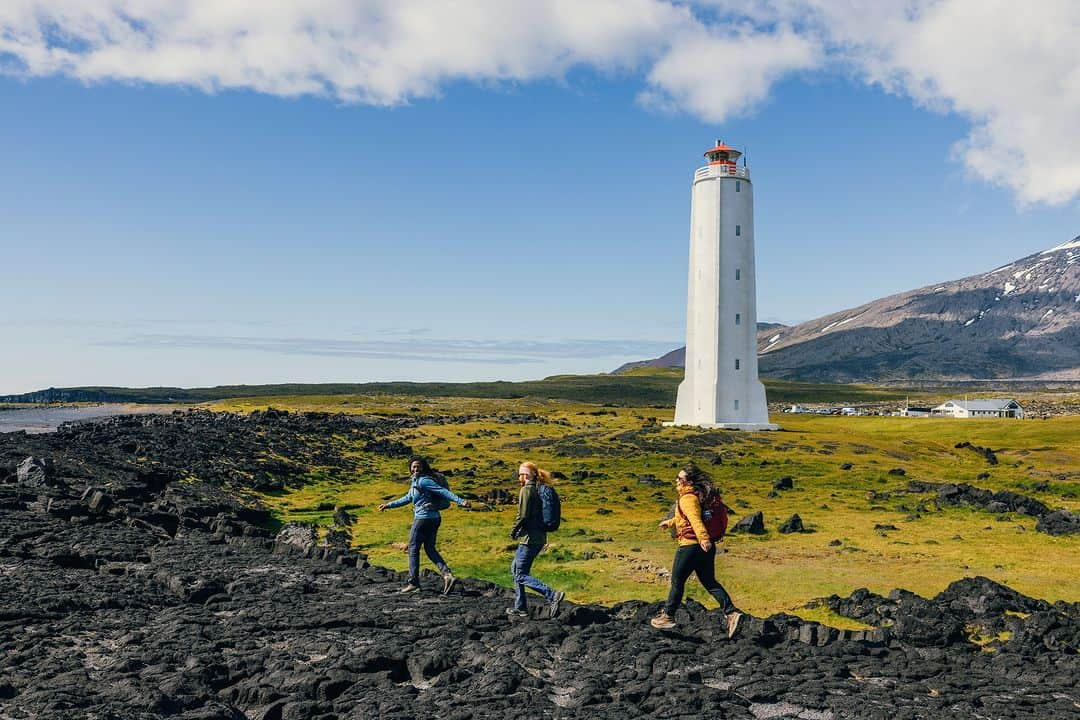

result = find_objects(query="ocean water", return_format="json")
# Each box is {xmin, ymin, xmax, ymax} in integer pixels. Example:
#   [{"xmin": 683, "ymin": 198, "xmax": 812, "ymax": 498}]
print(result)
[{"xmin": 0, "ymin": 405, "xmax": 174, "ymax": 434}]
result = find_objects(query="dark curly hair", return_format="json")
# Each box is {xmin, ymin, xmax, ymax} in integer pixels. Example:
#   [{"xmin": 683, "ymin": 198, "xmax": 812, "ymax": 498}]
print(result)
[
  {"xmin": 682, "ymin": 462, "xmax": 718, "ymax": 502},
  {"xmin": 409, "ymin": 457, "xmax": 435, "ymax": 477}
]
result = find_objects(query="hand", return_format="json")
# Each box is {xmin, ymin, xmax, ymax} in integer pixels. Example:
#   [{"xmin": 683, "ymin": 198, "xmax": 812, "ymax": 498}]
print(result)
[
  {"xmin": 700, "ymin": 539, "xmax": 713, "ymax": 552},
  {"xmin": 461, "ymin": 500, "xmax": 470, "ymax": 509},
  {"xmin": 658, "ymin": 519, "xmax": 671, "ymax": 530},
  {"xmin": 378, "ymin": 504, "xmax": 387, "ymax": 512}
]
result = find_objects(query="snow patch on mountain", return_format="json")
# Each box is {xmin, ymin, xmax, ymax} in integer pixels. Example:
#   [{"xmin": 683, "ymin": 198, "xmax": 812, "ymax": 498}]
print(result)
[
  {"xmin": 837, "ymin": 312, "xmax": 865, "ymax": 326},
  {"xmin": 1041, "ymin": 237, "xmax": 1080, "ymax": 254}
]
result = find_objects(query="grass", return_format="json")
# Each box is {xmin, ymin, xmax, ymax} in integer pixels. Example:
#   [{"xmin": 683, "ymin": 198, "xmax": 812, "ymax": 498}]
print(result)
[
  {"xmin": 4, "ymin": 368, "xmax": 928, "ymax": 407},
  {"xmin": 207, "ymin": 389, "xmax": 1080, "ymax": 622}
]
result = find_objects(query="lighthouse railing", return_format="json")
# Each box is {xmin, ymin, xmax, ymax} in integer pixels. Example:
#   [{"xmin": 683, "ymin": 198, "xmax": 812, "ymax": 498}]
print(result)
[{"xmin": 694, "ymin": 166, "xmax": 750, "ymax": 180}]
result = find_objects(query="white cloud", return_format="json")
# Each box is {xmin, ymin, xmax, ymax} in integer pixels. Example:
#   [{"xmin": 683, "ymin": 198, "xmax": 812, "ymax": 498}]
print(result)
[
  {"xmin": 701, "ymin": 0, "xmax": 1080, "ymax": 205},
  {"xmin": 1, "ymin": 0, "xmax": 1077, "ymax": 204},
  {"xmin": 0, "ymin": 0, "xmax": 692, "ymax": 103},
  {"xmin": 885, "ymin": 0, "xmax": 1080, "ymax": 206},
  {"xmin": 0, "ymin": 1, "xmax": 811, "ymax": 110},
  {"xmin": 639, "ymin": 25, "xmax": 821, "ymax": 121}
]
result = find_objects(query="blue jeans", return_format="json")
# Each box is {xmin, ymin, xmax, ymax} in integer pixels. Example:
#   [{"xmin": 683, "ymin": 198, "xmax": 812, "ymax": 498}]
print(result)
[
  {"xmin": 408, "ymin": 517, "xmax": 450, "ymax": 585},
  {"xmin": 511, "ymin": 542, "xmax": 555, "ymax": 610}
]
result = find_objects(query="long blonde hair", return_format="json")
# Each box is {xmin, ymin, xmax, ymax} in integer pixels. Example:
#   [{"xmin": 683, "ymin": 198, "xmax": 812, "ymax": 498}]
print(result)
[{"xmin": 520, "ymin": 461, "xmax": 551, "ymax": 485}]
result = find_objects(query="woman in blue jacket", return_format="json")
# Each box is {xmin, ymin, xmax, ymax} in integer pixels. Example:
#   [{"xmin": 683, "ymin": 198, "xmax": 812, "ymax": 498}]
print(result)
[{"xmin": 379, "ymin": 458, "xmax": 469, "ymax": 594}]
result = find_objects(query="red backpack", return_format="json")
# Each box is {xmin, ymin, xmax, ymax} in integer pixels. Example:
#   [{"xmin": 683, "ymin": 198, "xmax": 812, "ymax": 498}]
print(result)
[{"xmin": 676, "ymin": 493, "xmax": 729, "ymax": 542}]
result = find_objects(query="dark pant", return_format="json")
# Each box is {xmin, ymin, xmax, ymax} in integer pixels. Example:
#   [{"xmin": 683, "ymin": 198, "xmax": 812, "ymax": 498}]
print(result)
[
  {"xmin": 663, "ymin": 544, "xmax": 736, "ymax": 616},
  {"xmin": 511, "ymin": 542, "xmax": 555, "ymax": 610},
  {"xmin": 408, "ymin": 517, "xmax": 450, "ymax": 585}
]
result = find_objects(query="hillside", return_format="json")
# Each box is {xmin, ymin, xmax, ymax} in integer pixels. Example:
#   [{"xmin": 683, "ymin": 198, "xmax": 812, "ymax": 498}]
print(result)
[
  {"xmin": 0, "ymin": 372, "xmax": 909, "ymax": 408},
  {"xmin": 622, "ymin": 236, "xmax": 1080, "ymax": 382}
]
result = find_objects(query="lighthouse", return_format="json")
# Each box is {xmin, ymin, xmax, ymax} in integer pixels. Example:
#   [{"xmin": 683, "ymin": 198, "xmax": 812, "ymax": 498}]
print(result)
[{"xmin": 669, "ymin": 140, "xmax": 778, "ymax": 430}]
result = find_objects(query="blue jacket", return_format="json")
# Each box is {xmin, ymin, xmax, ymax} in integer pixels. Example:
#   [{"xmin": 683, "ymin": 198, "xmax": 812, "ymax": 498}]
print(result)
[{"xmin": 384, "ymin": 475, "xmax": 466, "ymax": 519}]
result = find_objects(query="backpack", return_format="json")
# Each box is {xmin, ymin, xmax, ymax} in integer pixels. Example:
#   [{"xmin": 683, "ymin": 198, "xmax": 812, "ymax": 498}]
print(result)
[
  {"xmin": 676, "ymin": 493, "xmax": 728, "ymax": 541},
  {"xmin": 418, "ymin": 474, "xmax": 452, "ymax": 511},
  {"xmin": 537, "ymin": 484, "xmax": 561, "ymax": 532}
]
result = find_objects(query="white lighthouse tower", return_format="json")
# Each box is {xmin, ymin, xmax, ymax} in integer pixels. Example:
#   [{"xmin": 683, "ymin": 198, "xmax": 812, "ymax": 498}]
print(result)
[{"xmin": 669, "ymin": 141, "xmax": 777, "ymax": 430}]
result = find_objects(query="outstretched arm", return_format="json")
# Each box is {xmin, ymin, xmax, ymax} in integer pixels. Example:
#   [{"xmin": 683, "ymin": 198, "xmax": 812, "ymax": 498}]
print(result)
[
  {"xmin": 416, "ymin": 478, "xmax": 469, "ymax": 507},
  {"xmin": 379, "ymin": 489, "xmax": 414, "ymax": 511}
]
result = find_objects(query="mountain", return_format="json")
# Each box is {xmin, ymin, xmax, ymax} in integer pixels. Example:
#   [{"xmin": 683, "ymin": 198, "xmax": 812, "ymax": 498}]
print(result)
[
  {"xmin": 612, "ymin": 323, "xmax": 788, "ymax": 373},
  {"xmin": 619, "ymin": 237, "xmax": 1080, "ymax": 382}
]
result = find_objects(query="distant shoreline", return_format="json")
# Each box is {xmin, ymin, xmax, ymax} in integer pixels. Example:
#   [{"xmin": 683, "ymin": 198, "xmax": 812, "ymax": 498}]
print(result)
[{"xmin": 0, "ymin": 403, "xmax": 182, "ymax": 434}]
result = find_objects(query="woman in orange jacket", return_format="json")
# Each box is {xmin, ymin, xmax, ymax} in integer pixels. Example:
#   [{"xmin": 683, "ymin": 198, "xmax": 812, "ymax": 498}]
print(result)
[{"xmin": 651, "ymin": 462, "xmax": 743, "ymax": 637}]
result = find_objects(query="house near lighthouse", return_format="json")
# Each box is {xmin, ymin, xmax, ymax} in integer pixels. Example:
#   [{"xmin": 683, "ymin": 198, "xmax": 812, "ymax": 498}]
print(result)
[
  {"xmin": 932, "ymin": 399, "xmax": 1025, "ymax": 419},
  {"xmin": 668, "ymin": 141, "xmax": 778, "ymax": 430}
]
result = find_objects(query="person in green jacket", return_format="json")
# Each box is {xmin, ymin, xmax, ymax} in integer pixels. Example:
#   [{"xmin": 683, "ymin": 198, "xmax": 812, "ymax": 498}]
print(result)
[{"xmin": 506, "ymin": 461, "xmax": 564, "ymax": 618}]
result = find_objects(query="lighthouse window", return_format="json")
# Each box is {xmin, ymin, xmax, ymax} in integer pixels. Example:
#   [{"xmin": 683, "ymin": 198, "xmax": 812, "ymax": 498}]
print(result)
[
  {"xmin": 736, "ymin": 181, "xmax": 741, "ymax": 192},
  {"xmin": 735, "ymin": 358, "xmax": 741, "ymax": 370},
  {"xmin": 734, "ymin": 399, "xmax": 740, "ymax": 410},
  {"xmin": 735, "ymin": 269, "xmax": 741, "ymax": 280},
  {"xmin": 735, "ymin": 225, "xmax": 741, "ymax": 236},
  {"xmin": 735, "ymin": 313, "xmax": 741, "ymax": 325}
]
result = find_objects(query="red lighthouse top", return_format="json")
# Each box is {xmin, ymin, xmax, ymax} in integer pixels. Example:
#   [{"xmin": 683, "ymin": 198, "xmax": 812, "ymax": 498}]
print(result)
[{"xmin": 704, "ymin": 139, "xmax": 741, "ymax": 168}]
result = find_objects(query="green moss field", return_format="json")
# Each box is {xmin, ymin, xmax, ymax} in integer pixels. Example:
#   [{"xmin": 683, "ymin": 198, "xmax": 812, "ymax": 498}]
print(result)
[{"xmin": 206, "ymin": 378, "xmax": 1080, "ymax": 623}]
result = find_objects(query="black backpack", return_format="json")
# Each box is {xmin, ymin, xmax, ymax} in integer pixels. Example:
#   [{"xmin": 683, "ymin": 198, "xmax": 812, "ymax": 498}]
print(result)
[
  {"xmin": 418, "ymin": 474, "xmax": 452, "ymax": 511},
  {"xmin": 538, "ymin": 484, "xmax": 561, "ymax": 531}
]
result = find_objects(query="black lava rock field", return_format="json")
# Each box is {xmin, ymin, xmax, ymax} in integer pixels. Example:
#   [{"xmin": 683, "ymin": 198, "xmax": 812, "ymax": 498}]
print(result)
[{"xmin": 1, "ymin": 411, "xmax": 1078, "ymax": 719}]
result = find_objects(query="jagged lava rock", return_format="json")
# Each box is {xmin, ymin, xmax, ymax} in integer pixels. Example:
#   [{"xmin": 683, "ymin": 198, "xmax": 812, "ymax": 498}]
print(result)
[
  {"xmin": 779, "ymin": 514, "xmax": 804, "ymax": 533},
  {"xmin": 732, "ymin": 510, "xmax": 766, "ymax": 534},
  {"xmin": 0, "ymin": 411, "xmax": 1077, "ymax": 719}
]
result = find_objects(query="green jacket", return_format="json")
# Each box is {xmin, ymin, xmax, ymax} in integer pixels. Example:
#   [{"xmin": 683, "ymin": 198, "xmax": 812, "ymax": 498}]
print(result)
[{"xmin": 515, "ymin": 480, "xmax": 546, "ymax": 547}]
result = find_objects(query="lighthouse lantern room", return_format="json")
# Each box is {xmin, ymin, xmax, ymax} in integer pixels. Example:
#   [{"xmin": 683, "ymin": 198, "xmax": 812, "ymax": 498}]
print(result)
[{"xmin": 705, "ymin": 140, "xmax": 741, "ymax": 173}]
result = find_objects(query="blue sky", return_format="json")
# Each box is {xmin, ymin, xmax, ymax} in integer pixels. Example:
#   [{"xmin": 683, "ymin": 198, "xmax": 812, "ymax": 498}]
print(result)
[{"xmin": 0, "ymin": 1, "xmax": 1077, "ymax": 393}]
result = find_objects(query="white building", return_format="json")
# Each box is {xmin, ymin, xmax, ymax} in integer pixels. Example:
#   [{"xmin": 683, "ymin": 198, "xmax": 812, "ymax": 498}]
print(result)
[
  {"xmin": 932, "ymin": 399, "xmax": 1025, "ymax": 419},
  {"xmin": 669, "ymin": 141, "xmax": 777, "ymax": 430}
]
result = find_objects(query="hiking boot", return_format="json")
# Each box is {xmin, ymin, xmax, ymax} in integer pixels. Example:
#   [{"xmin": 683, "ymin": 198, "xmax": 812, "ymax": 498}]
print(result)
[
  {"xmin": 399, "ymin": 583, "xmax": 420, "ymax": 594},
  {"xmin": 650, "ymin": 612, "xmax": 676, "ymax": 630},
  {"xmin": 505, "ymin": 607, "xmax": 528, "ymax": 618},
  {"xmin": 726, "ymin": 611, "xmax": 743, "ymax": 639},
  {"xmin": 442, "ymin": 573, "xmax": 456, "ymax": 595},
  {"xmin": 548, "ymin": 591, "xmax": 565, "ymax": 618}
]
